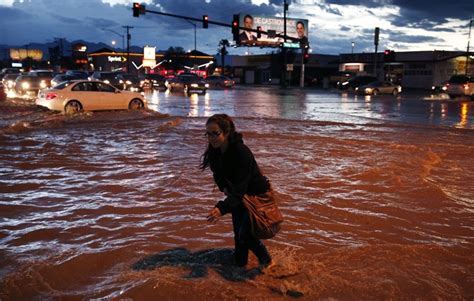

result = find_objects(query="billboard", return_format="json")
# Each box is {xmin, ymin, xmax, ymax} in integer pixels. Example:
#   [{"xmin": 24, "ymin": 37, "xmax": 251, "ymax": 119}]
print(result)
[
  {"xmin": 10, "ymin": 49, "xmax": 43, "ymax": 61},
  {"xmin": 238, "ymin": 15, "xmax": 309, "ymax": 47}
]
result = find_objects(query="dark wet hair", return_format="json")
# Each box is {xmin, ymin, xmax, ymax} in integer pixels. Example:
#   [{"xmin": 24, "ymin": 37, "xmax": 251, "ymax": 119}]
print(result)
[{"xmin": 200, "ymin": 114, "xmax": 240, "ymax": 170}]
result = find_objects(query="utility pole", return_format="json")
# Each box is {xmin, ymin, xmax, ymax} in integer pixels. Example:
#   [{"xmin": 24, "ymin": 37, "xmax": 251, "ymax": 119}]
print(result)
[
  {"xmin": 466, "ymin": 19, "xmax": 472, "ymax": 75},
  {"xmin": 282, "ymin": 0, "xmax": 288, "ymax": 88},
  {"xmin": 123, "ymin": 25, "xmax": 134, "ymax": 72},
  {"xmin": 373, "ymin": 27, "xmax": 379, "ymax": 78}
]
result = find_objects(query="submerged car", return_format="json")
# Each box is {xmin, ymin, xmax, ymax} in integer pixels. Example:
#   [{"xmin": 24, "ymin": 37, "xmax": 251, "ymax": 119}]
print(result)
[
  {"xmin": 15, "ymin": 70, "xmax": 54, "ymax": 96},
  {"xmin": 2, "ymin": 73, "xmax": 20, "ymax": 91},
  {"xmin": 338, "ymin": 75, "xmax": 377, "ymax": 91},
  {"xmin": 166, "ymin": 73, "xmax": 209, "ymax": 94},
  {"xmin": 116, "ymin": 73, "xmax": 143, "ymax": 92},
  {"xmin": 445, "ymin": 75, "xmax": 474, "ymax": 99},
  {"xmin": 36, "ymin": 80, "xmax": 146, "ymax": 114},
  {"xmin": 89, "ymin": 71, "xmax": 123, "ymax": 89},
  {"xmin": 431, "ymin": 80, "xmax": 449, "ymax": 94},
  {"xmin": 205, "ymin": 75, "xmax": 235, "ymax": 88},
  {"xmin": 141, "ymin": 73, "xmax": 167, "ymax": 91},
  {"xmin": 358, "ymin": 81, "xmax": 402, "ymax": 96}
]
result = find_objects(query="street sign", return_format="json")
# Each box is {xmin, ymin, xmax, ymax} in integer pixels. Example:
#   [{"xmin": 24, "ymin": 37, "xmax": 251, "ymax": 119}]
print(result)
[
  {"xmin": 283, "ymin": 42, "xmax": 300, "ymax": 48},
  {"xmin": 286, "ymin": 64, "xmax": 294, "ymax": 71}
]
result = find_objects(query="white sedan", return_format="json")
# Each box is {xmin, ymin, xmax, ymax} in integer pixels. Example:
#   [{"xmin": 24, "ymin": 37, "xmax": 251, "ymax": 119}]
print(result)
[{"xmin": 36, "ymin": 80, "xmax": 146, "ymax": 114}]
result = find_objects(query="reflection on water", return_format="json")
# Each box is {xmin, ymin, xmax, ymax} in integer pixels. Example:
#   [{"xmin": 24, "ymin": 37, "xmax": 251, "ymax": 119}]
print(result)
[
  {"xmin": 143, "ymin": 88, "xmax": 473, "ymax": 129},
  {"xmin": 0, "ymin": 88, "xmax": 473, "ymax": 299}
]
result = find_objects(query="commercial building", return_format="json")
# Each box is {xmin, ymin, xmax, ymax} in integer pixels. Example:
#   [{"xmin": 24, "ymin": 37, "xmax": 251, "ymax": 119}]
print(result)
[{"xmin": 339, "ymin": 51, "xmax": 473, "ymax": 89}]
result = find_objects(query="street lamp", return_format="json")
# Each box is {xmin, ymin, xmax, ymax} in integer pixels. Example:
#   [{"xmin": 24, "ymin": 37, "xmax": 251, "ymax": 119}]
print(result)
[
  {"xmin": 351, "ymin": 41, "xmax": 355, "ymax": 54},
  {"xmin": 101, "ymin": 28, "xmax": 125, "ymax": 52},
  {"xmin": 111, "ymin": 40, "xmax": 116, "ymax": 52}
]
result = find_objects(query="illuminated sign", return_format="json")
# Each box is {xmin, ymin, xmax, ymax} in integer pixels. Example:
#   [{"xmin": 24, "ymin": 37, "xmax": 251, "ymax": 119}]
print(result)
[
  {"xmin": 108, "ymin": 56, "xmax": 127, "ymax": 62},
  {"xmin": 143, "ymin": 46, "xmax": 156, "ymax": 67},
  {"xmin": 238, "ymin": 15, "xmax": 309, "ymax": 47},
  {"xmin": 10, "ymin": 49, "xmax": 43, "ymax": 61}
]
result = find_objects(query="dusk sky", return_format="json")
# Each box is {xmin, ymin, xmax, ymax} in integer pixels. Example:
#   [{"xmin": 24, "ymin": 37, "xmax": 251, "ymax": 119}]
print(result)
[{"xmin": 0, "ymin": 0, "xmax": 473, "ymax": 55}]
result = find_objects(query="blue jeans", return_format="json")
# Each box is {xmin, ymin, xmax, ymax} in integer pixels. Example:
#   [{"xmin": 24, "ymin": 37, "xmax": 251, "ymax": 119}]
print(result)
[{"xmin": 231, "ymin": 205, "xmax": 271, "ymax": 267}]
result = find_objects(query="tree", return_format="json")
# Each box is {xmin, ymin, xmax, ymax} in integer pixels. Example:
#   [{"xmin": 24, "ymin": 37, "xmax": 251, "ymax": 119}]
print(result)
[{"xmin": 217, "ymin": 39, "xmax": 230, "ymax": 73}]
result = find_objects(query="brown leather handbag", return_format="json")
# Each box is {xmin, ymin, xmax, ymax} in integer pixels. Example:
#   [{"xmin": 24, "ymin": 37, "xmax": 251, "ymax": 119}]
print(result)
[{"xmin": 242, "ymin": 190, "xmax": 284, "ymax": 239}]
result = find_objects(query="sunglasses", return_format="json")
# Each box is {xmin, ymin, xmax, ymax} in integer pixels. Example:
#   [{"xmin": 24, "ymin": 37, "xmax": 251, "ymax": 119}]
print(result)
[{"xmin": 204, "ymin": 130, "xmax": 222, "ymax": 138}]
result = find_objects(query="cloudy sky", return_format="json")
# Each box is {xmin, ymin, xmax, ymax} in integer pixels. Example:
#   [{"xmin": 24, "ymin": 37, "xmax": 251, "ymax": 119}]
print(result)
[{"xmin": 0, "ymin": 0, "xmax": 472, "ymax": 55}]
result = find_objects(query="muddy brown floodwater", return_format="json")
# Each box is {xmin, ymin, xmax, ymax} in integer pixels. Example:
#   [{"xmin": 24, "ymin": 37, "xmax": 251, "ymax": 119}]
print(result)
[{"xmin": 0, "ymin": 88, "xmax": 473, "ymax": 300}]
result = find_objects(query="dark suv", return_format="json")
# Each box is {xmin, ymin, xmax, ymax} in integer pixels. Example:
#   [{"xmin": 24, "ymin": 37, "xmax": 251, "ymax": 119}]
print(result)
[
  {"xmin": 338, "ymin": 75, "xmax": 377, "ymax": 91},
  {"xmin": 446, "ymin": 75, "xmax": 474, "ymax": 99}
]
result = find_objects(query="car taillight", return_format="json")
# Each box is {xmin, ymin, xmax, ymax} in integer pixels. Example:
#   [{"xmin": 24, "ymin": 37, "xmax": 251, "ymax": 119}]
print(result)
[
  {"xmin": 224, "ymin": 80, "xmax": 229, "ymax": 84},
  {"xmin": 463, "ymin": 84, "xmax": 469, "ymax": 90},
  {"xmin": 46, "ymin": 92, "xmax": 57, "ymax": 100}
]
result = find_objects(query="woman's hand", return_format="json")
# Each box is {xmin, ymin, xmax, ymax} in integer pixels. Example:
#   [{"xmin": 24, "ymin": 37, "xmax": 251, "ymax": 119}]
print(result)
[{"xmin": 207, "ymin": 207, "xmax": 222, "ymax": 223}]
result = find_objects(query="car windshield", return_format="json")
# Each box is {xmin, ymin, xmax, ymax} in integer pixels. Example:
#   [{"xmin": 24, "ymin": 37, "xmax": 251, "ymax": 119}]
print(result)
[
  {"xmin": 52, "ymin": 81, "xmax": 71, "ymax": 89},
  {"xmin": 180, "ymin": 75, "xmax": 198, "ymax": 82},
  {"xmin": 147, "ymin": 74, "xmax": 164, "ymax": 80},
  {"xmin": 449, "ymin": 76, "xmax": 468, "ymax": 84},
  {"xmin": 100, "ymin": 73, "xmax": 118, "ymax": 80},
  {"xmin": 120, "ymin": 74, "xmax": 138, "ymax": 80},
  {"xmin": 30, "ymin": 72, "xmax": 53, "ymax": 77}
]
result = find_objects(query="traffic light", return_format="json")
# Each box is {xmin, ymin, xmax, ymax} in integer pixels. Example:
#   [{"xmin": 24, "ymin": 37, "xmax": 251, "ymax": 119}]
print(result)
[
  {"xmin": 133, "ymin": 2, "xmax": 140, "ymax": 17},
  {"xmin": 203, "ymin": 15, "xmax": 208, "ymax": 28},
  {"xmin": 132, "ymin": 3, "xmax": 145, "ymax": 17},
  {"xmin": 384, "ymin": 49, "xmax": 395, "ymax": 62},
  {"xmin": 232, "ymin": 14, "xmax": 240, "ymax": 43},
  {"xmin": 257, "ymin": 26, "xmax": 262, "ymax": 39},
  {"xmin": 303, "ymin": 48, "xmax": 309, "ymax": 64}
]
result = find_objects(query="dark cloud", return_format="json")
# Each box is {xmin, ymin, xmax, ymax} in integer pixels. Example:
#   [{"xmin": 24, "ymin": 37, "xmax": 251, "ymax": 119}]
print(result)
[
  {"xmin": 0, "ymin": 6, "xmax": 32, "ymax": 21},
  {"xmin": 390, "ymin": 0, "xmax": 474, "ymax": 25},
  {"xmin": 146, "ymin": 0, "xmax": 277, "ymax": 30},
  {"xmin": 340, "ymin": 26, "xmax": 351, "ymax": 31},
  {"xmin": 84, "ymin": 17, "xmax": 120, "ymax": 29}
]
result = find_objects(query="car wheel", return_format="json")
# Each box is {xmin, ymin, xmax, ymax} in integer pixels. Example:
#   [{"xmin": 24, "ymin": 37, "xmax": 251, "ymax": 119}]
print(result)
[
  {"xmin": 392, "ymin": 89, "xmax": 398, "ymax": 96},
  {"xmin": 129, "ymin": 98, "xmax": 144, "ymax": 110},
  {"xmin": 202, "ymin": 89, "xmax": 207, "ymax": 94},
  {"xmin": 64, "ymin": 100, "xmax": 82, "ymax": 114},
  {"xmin": 372, "ymin": 89, "xmax": 379, "ymax": 96}
]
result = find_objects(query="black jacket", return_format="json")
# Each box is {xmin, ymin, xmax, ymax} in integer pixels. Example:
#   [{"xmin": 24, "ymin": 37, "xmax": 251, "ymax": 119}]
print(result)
[{"xmin": 209, "ymin": 133, "xmax": 269, "ymax": 215}]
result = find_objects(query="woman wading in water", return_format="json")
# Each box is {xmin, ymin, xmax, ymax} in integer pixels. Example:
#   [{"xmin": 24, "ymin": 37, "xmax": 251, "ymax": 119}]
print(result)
[{"xmin": 201, "ymin": 114, "xmax": 274, "ymax": 268}]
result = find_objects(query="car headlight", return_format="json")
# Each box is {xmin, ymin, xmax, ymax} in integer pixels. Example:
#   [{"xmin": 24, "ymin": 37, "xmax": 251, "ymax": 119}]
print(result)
[
  {"xmin": 355, "ymin": 87, "xmax": 359, "ymax": 91},
  {"xmin": 365, "ymin": 88, "xmax": 372, "ymax": 93},
  {"xmin": 191, "ymin": 83, "xmax": 199, "ymax": 87},
  {"xmin": 119, "ymin": 80, "xmax": 124, "ymax": 84},
  {"xmin": 126, "ymin": 80, "xmax": 132, "ymax": 85},
  {"xmin": 21, "ymin": 82, "xmax": 30, "ymax": 89},
  {"xmin": 431, "ymin": 86, "xmax": 435, "ymax": 90},
  {"xmin": 7, "ymin": 80, "xmax": 14, "ymax": 87},
  {"xmin": 104, "ymin": 80, "xmax": 110, "ymax": 84},
  {"xmin": 342, "ymin": 82, "xmax": 348, "ymax": 86},
  {"xmin": 140, "ymin": 80, "xmax": 145, "ymax": 85},
  {"xmin": 40, "ymin": 81, "xmax": 47, "ymax": 89},
  {"xmin": 205, "ymin": 83, "xmax": 209, "ymax": 88},
  {"xmin": 442, "ymin": 86, "xmax": 447, "ymax": 91}
]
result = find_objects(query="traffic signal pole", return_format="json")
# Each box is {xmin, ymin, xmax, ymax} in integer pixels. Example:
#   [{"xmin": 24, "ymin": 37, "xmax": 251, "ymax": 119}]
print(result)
[{"xmin": 282, "ymin": 0, "xmax": 287, "ymax": 88}]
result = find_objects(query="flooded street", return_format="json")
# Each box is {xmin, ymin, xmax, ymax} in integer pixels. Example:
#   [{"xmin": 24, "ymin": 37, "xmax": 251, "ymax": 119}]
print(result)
[{"xmin": 1, "ymin": 87, "xmax": 473, "ymax": 300}]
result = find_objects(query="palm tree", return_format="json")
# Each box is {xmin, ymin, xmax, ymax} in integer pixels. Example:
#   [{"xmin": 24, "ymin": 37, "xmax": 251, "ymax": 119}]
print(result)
[{"xmin": 218, "ymin": 39, "xmax": 230, "ymax": 73}]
